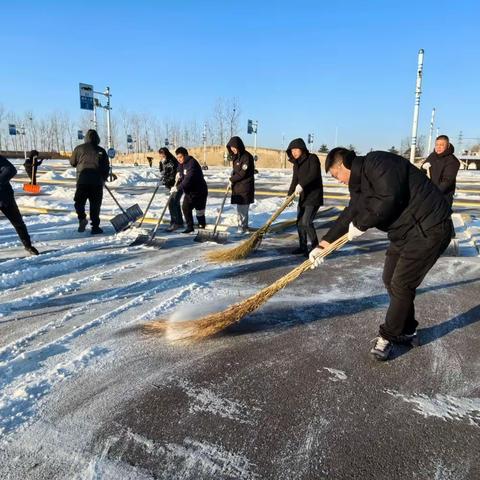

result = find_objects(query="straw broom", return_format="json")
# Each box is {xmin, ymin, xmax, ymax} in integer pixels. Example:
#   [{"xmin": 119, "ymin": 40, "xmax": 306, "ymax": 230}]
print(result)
[
  {"xmin": 206, "ymin": 193, "xmax": 297, "ymax": 263},
  {"xmin": 144, "ymin": 233, "xmax": 349, "ymax": 342}
]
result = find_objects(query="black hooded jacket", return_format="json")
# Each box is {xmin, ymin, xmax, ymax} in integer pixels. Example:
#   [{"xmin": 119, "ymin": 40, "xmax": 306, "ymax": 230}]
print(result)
[
  {"xmin": 24, "ymin": 150, "xmax": 43, "ymax": 169},
  {"xmin": 323, "ymin": 151, "xmax": 451, "ymax": 244},
  {"xmin": 0, "ymin": 155, "xmax": 17, "ymax": 207},
  {"xmin": 422, "ymin": 144, "xmax": 460, "ymax": 207},
  {"xmin": 286, "ymin": 138, "xmax": 323, "ymax": 207},
  {"xmin": 227, "ymin": 136, "xmax": 255, "ymax": 205},
  {"xmin": 70, "ymin": 130, "xmax": 110, "ymax": 186},
  {"xmin": 159, "ymin": 152, "xmax": 179, "ymax": 189},
  {"xmin": 178, "ymin": 156, "xmax": 208, "ymax": 198}
]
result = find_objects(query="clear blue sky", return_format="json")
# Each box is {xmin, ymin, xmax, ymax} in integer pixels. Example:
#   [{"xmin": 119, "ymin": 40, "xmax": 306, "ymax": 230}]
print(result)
[{"xmin": 1, "ymin": 0, "xmax": 479, "ymax": 153}]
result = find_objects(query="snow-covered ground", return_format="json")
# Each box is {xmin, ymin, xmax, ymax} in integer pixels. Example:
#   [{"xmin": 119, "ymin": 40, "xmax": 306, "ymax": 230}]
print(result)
[{"xmin": 1, "ymin": 163, "xmax": 479, "ymax": 479}]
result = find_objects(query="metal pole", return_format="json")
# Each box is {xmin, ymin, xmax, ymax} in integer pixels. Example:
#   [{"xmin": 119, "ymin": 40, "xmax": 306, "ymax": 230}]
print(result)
[
  {"xmin": 93, "ymin": 103, "xmax": 97, "ymax": 130},
  {"xmin": 282, "ymin": 133, "xmax": 286, "ymax": 169},
  {"xmin": 427, "ymin": 107, "xmax": 436, "ymax": 154},
  {"xmin": 203, "ymin": 122, "xmax": 207, "ymax": 167},
  {"xmin": 105, "ymin": 87, "xmax": 112, "ymax": 149},
  {"xmin": 253, "ymin": 121, "xmax": 258, "ymax": 157},
  {"xmin": 409, "ymin": 49, "xmax": 424, "ymax": 164}
]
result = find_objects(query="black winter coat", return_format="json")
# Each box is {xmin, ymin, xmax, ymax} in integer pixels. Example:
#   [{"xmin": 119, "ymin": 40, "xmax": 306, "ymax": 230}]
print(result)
[
  {"xmin": 422, "ymin": 144, "xmax": 460, "ymax": 207},
  {"xmin": 178, "ymin": 156, "xmax": 208, "ymax": 199},
  {"xmin": 0, "ymin": 156, "xmax": 16, "ymax": 207},
  {"xmin": 227, "ymin": 136, "xmax": 255, "ymax": 205},
  {"xmin": 323, "ymin": 151, "xmax": 451, "ymax": 245},
  {"xmin": 286, "ymin": 138, "xmax": 323, "ymax": 207},
  {"xmin": 159, "ymin": 155, "xmax": 179, "ymax": 189},
  {"xmin": 70, "ymin": 133, "xmax": 110, "ymax": 186}
]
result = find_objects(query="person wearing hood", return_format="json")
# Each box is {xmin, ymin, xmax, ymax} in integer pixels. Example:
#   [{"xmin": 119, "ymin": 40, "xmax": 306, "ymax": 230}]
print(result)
[
  {"xmin": 227, "ymin": 136, "xmax": 255, "ymax": 233},
  {"xmin": 24, "ymin": 149, "xmax": 43, "ymax": 182},
  {"xmin": 286, "ymin": 138, "xmax": 324, "ymax": 256},
  {"xmin": 70, "ymin": 129, "xmax": 110, "ymax": 234},
  {"xmin": 171, "ymin": 147, "xmax": 208, "ymax": 233},
  {"xmin": 0, "ymin": 155, "xmax": 39, "ymax": 255},
  {"xmin": 309, "ymin": 148, "xmax": 452, "ymax": 361},
  {"xmin": 158, "ymin": 147, "xmax": 184, "ymax": 231},
  {"xmin": 421, "ymin": 135, "xmax": 460, "ymax": 207}
]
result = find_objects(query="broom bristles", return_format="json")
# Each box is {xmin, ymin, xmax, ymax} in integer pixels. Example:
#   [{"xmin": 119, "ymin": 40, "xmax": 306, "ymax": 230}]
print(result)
[
  {"xmin": 205, "ymin": 193, "xmax": 296, "ymax": 264},
  {"xmin": 146, "ymin": 234, "xmax": 349, "ymax": 342}
]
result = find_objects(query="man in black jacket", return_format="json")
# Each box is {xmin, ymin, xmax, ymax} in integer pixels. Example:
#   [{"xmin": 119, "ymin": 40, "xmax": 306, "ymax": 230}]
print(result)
[
  {"xmin": 159, "ymin": 147, "xmax": 184, "ymax": 231},
  {"xmin": 171, "ymin": 147, "xmax": 208, "ymax": 234},
  {"xmin": 70, "ymin": 130, "xmax": 110, "ymax": 234},
  {"xmin": 309, "ymin": 148, "xmax": 452, "ymax": 361},
  {"xmin": 24, "ymin": 150, "xmax": 44, "ymax": 182},
  {"xmin": 286, "ymin": 138, "xmax": 324, "ymax": 256},
  {"xmin": 0, "ymin": 155, "xmax": 39, "ymax": 255},
  {"xmin": 227, "ymin": 136, "xmax": 255, "ymax": 234},
  {"xmin": 421, "ymin": 135, "xmax": 460, "ymax": 207}
]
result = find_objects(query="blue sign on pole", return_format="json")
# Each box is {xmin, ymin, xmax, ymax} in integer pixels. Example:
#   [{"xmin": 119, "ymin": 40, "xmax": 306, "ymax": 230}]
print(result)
[
  {"xmin": 79, "ymin": 83, "xmax": 94, "ymax": 111},
  {"xmin": 8, "ymin": 124, "xmax": 17, "ymax": 135},
  {"xmin": 77, "ymin": 130, "xmax": 84, "ymax": 140}
]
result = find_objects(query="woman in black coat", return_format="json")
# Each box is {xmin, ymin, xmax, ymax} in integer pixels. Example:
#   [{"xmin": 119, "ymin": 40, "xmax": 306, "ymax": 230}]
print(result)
[
  {"xmin": 227, "ymin": 136, "xmax": 255, "ymax": 233},
  {"xmin": 287, "ymin": 138, "xmax": 324, "ymax": 256},
  {"xmin": 159, "ymin": 147, "xmax": 183, "ymax": 231}
]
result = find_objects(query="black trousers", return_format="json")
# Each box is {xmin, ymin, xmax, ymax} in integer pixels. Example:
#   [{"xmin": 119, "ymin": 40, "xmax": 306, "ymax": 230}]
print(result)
[
  {"xmin": 74, "ymin": 184, "xmax": 103, "ymax": 228},
  {"xmin": 1, "ymin": 199, "xmax": 32, "ymax": 247},
  {"xmin": 297, "ymin": 204, "xmax": 320, "ymax": 250},
  {"xmin": 379, "ymin": 219, "xmax": 453, "ymax": 341},
  {"xmin": 182, "ymin": 193, "xmax": 207, "ymax": 229},
  {"xmin": 168, "ymin": 190, "xmax": 184, "ymax": 226}
]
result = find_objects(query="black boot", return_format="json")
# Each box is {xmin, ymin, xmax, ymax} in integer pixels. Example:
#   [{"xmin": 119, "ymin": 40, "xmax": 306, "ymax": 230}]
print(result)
[
  {"xmin": 182, "ymin": 225, "xmax": 195, "ymax": 234},
  {"xmin": 78, "ymin": 218, "xmax": 88, "ymax": 232},
  {"xmin": 25, "ymin": 245, "xmax": 39, "ymax": 256},
  {"xmin": 91, "ymin": 226, "xmax": 104, "ymax": 235},
  {"xmin": 291, "ymin": 246, "xmax": 308, "ymax": 256},
  {"xmin": 196, "ymin": 215, "xmax": 206, "ymax": 229}
]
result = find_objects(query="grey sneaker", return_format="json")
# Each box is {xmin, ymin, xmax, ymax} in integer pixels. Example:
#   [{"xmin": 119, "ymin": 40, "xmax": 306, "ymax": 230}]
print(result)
[{"xmin": 370, "ymin": 336, "xmax": 393, "ymax": 361}]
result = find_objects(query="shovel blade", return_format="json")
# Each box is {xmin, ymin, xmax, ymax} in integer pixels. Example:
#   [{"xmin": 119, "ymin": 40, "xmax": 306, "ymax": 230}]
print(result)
[
  {"xmin": 110, "ymin": 213, "xmax": 131, "ymax": 232},
  {"xmin": 194, "ymin": 230, "xmax": 229, "ymax": 244},
  {"xmin": 130, "ymin": 233, "xmax": 165, "ymax": 248},
  {"xmin": 126, "ymin": 204, "xmax": 143, "ymax": 222},
  {"xmin": 23, "ymin": 184, "xmax": 41, "ymax": 194}
]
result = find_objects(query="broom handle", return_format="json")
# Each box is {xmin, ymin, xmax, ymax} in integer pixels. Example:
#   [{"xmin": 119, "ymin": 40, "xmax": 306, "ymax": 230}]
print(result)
[
  {"xmin": 262, "ymin": 193, "xmax": 296, "ymax": 232},
  {"xmin": 150, "ymin": 192, "xmax": 174, "ymax": 240},
  {"xmin": 213, "ymin": 183, "xmax": 231, "ymax": 235},
  {"xmin": 138, "ymin": 181, "xmax": 161, "ymax": 228}
]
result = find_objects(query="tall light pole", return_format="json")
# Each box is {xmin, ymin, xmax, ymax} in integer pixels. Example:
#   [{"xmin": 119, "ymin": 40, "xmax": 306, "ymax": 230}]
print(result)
[
  {"xmin": 427, "ymin": 107, "xmax": 436, "ymax": 154},
  {"xmin": 409, "ymin": 49, "xmax": 424, "ymax": 164},
  {"xmin": 202, "ymin": 122, "xmax": 207, "ymax": 167}
]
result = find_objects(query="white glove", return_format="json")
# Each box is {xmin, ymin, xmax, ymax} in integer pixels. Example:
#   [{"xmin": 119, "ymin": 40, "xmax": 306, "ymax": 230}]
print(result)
[
  {"xmin": 309, "ymin": 247, "xmax": 325, "ymax": 270},
  {"xmin": 294, "ymin": 184, "xmax": 303, "ymax": 196},
  {"xmin": 175, "ymin": 172, "xmax": 181, "ymax": 181},
  {"xmin": 170, "ymin": 186, "xmax": 178, "ymax": 194},
  {"xmin": 348, "ymin": 222, "xmax": 365, "ymax": 241},
  {"xmin": 422, "ymin": 162, "xmax": 431, "ymax": 170}
]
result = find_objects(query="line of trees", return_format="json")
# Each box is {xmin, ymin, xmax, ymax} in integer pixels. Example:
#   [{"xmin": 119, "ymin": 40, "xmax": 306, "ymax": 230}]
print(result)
[{"xmin": 0, "ymin": 97, "xmax": 241, "ymax": 154}]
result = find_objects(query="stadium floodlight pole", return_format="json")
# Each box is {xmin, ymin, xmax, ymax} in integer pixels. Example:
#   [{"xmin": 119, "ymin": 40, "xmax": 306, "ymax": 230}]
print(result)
[
  {"xmin": 427, "ymin": 107, "xmax": 436, "ymax": 154},
  {"xmin": 409, "ymin": 49, "xmax": 424, "ymax": 164}
]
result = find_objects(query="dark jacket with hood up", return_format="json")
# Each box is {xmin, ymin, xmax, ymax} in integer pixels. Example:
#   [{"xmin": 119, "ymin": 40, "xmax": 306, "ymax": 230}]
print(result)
[
  {"xmin": 227, "ymin": 136, "xmax": 255, "ymax": 205},
  {"xmin": 0, "ymin": 155, "xmax": 17, "ymax": 207},
  {"xmin": 422, "ymin": 143, "xmax": 460, "ymax": 207},
  {"xmin": 159, "ymin": 153, "xmax": 180, "ymax": 189},
  {"xmin": 70, "ymin": 130, "xmax": 110, "ymax": 186},
  {"xmin": 323, "ymin": 151, "xmax": 451, "ymax": 245},
  {"xmin": 287, "ymin": 138, "xmax": 323, "ymax": 207},
  {"xmin": 178, "ymin": 156, "xmax": 208, "ymax": 198}
]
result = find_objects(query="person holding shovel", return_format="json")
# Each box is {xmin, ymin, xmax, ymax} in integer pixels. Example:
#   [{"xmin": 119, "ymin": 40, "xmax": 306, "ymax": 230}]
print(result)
[
  {"xmin": 70, "ymin": 129, "xmax": 110, "ymax": 234},
  {"xmin": 171, "ymin": 147, "xmax": 208, "ymax": 234},
  {"xmin": 286, "ymin": 138, "xmax": 324, "ymax": 257},
  {"xmin": 24, "ymin": 150, "xmax": 44, "ymax": 182},
  {"xmin": 309, "ymin": 147, "xmax": 452, "ymax": 361},
  {"xmin": 421, "ymin": 135, "xmax": 460, "ymax": 208},
  {"xmin": 227, "ymin": 136, "xmax": 255, "ymax": 234},
  {"xmin": 0, "ymin": 155, "xmax": 39, "ymax": 255},
  {"xmin": 159, "ymin": 147, "xmax": 184, "ymax": 232}
]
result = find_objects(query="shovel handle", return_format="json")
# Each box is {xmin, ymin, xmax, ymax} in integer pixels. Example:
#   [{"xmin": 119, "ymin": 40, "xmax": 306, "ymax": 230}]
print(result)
[
  {"xmin": 104, "ymin": 184, "xmax": 129, "ymax": 217},
  {"xmin": 212, "ymin": 183, "xmax": 231, "ymax": 235},
  {"xmin": 138, "ymin": 182, "xmax": 161, "ymax": 228},
  {"xmin": 150, "ymin": 180, "xmax": 180, "ymax": 240}
]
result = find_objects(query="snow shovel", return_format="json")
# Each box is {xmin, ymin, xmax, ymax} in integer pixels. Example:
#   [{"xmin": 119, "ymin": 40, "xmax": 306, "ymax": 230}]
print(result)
[
  {"xmin": 136, "ymin": 180, "xmax": 162, "ymax": 229},
  {"xmin": 194, "ymin": 183, "xmax": 230, "ymax": 244},
  {"xmin": 130, "ymin": 190, "xmax": 173, "ymax": 248},
  {"xmin": 23, "ymin": 160, "xmax": 41, "ymax": 194},
  {"xmin": 105, "ymin": 185, "xmax": 143, "ymax": 232}
]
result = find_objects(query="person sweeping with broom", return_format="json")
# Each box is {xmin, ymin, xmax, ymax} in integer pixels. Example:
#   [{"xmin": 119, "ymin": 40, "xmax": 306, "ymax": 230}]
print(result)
[
  {"xmin": 171, "ymin": 147, "xmax": 208, "ymax": 234},
  {"xmin": 227, "ymin": 136, "xmax": 255, "ymax": 234},
  {"xmin": 286, "ymin": 138, "xmax": 324, "ymax": 257},
  {"xmin": 309, "ymin": 147, "xmax": 452, "ymax": 361}
]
